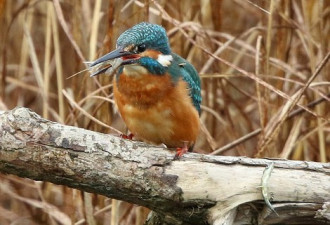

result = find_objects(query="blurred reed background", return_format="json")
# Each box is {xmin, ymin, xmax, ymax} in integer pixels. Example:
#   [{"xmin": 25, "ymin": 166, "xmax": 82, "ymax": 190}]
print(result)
[{"xmin": 0, "ymin": 0, "xmax": 329, "ymax": 224}]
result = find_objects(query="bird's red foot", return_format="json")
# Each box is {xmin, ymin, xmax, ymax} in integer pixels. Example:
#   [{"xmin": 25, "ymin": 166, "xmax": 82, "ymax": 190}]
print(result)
[
  {"xmin": 120, "ymin": 133, "xmax": 134, "ymax": 140},
  {"xmin": 174, "ymin": 145, "xmax": 189, "ymax": 160}
]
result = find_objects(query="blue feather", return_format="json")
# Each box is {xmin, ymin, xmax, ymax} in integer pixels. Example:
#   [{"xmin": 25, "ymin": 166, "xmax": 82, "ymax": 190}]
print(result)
[
  {"xmin": 168, "ymin": 53, "xmax": 202, "ymax": 114},
  {"xmin": 117, "ymin": 22, "xmax": 171, "ymax": 55},
  {"xmin": 138, "ymin": 57, "xmax": 167, "ymax": 75}
]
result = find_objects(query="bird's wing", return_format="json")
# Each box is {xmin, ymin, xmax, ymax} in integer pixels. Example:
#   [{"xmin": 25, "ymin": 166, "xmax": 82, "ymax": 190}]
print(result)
[{"xmin": 170, "ymin": 53, "xmax": 202, "ymax": 114}]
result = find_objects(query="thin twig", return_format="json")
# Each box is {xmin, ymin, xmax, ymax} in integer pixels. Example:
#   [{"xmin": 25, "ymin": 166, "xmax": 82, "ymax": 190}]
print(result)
[{"xmin": 211, "ymin": 92, "xmax": 330, "ymax": 155}]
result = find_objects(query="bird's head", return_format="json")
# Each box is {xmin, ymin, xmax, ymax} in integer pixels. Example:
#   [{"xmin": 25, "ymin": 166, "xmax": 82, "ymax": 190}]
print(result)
[{"xmin": 90, "ymin": 22, "xmax": 173, "ymax": 76}]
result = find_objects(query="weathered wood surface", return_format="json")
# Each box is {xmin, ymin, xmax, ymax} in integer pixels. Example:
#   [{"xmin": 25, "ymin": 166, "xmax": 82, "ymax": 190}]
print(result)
[{"xmin": 0, "ymin": 107, "xmax": 329, "ymax": 225}]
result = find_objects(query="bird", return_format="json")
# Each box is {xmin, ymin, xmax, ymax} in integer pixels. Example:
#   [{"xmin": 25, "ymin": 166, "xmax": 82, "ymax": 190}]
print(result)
[{"xmin": 89, "ymin": 22, "xmax": 201, "ymax": 157}]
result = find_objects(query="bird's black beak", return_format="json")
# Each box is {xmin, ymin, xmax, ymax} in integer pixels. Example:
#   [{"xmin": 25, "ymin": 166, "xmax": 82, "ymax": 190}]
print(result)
[
  {"xmin": 89, "ymin": 48, "xmax": 139, "ymax": 77},
  {"xmin": 90, "ymin": 48, "xmax": 130, "ymax": 67}
]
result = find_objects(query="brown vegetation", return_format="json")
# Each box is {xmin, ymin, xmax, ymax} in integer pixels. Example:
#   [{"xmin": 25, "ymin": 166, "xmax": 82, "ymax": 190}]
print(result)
[{"xmin": 0, "ymin": 0, "xmax": 329, "ymax": 224}]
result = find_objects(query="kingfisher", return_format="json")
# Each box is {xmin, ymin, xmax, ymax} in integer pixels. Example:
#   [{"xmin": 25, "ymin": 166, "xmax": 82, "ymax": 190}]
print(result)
[{"xmin": 89, "ymin": 22, "xmax": 201, "ymax": 157}]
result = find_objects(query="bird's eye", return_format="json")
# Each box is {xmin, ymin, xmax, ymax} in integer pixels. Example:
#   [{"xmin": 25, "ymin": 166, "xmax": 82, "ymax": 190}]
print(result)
[{"xmin": 136, "ymin": 44, "xmax": 146, "ymax": 53}]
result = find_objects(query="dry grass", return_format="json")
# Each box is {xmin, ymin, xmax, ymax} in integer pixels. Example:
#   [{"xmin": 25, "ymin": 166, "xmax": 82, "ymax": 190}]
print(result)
[{"xmin": 0, "ymin": 0, "xmax": 329, "ymax": 224}]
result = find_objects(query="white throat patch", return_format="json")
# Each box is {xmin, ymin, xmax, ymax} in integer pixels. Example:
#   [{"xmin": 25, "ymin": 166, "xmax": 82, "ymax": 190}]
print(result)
[
  {"xmin": 123, "ymin": 64, "xmax": 148, "ymax": 76},
  {"xmin": 157, "ymin": 54, "xmax": 173, "ymax": 67}
]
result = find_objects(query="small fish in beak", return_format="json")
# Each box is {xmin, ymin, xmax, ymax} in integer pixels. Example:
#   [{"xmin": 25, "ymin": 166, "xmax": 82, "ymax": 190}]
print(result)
[
  {"xmin": 88, "ymin": 47, "xmax": 139, "ymax": 77},
  {"xmin": 88, "ymin": 57, "xmax": 123, "ymax": 77}
]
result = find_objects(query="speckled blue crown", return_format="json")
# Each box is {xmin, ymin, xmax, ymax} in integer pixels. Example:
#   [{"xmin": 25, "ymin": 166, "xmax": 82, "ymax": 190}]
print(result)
[{"xmin": 116, "ymin": 22, "xmax": 171, "ymax": 55}]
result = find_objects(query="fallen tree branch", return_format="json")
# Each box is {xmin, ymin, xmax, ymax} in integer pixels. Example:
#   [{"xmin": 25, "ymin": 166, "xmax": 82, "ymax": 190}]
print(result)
[{"xmin": 0, "ymin": 107, "xmax": 329, "ymax": 225}]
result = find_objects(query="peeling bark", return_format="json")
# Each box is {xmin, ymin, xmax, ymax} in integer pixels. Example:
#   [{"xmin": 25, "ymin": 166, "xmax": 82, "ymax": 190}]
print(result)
[{"xmin": 0, "ymin": 107, "xmax": 329, "ymax": 225}]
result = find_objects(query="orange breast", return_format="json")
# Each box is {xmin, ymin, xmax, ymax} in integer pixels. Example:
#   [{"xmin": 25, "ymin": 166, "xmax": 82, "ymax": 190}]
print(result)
[{"xmin": 113, "ymin": 71, "xmax": 200, "ymax": 148}]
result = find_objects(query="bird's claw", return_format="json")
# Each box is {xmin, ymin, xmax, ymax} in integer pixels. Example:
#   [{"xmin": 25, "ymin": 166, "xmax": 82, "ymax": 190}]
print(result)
[
  {"xmin": 120, "ymin": 133, "xmax": 134, "ymax": 140},
  {"xmin": 173, "ymin": 145, "xmax": 189, "ymax": 160}
]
